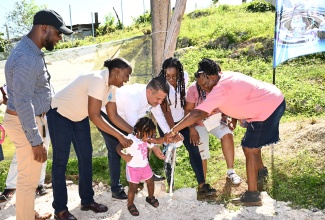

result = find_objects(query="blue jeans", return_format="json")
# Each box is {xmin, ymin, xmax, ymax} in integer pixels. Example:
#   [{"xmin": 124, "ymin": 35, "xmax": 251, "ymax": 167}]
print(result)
[
  {"xmin": 47, "ymin": 108, "xmax": 94, "ymax": 214},
  {"xmin": 97, "ymin": 112, "xmax": 126, "ymax": 193},
  {"xmin": 158, "ymin": 125, "xmax": 205, "ymax": 186}
]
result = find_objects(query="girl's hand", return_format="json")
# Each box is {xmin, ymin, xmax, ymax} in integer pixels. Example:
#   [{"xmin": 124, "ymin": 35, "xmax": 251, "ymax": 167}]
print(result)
[
  {"xmin": 228, "ymin": 118, "xmax": 237, "ymax": 131},
  {"xmin": 152, "ymin": 146, "xmax": 165, "ymax": 160},
  {"xmin": 189, "ymin": 126, "xmax": 201, "ymax": 146},
  {"xmin": 164, "ymin": 130, "xmax": 183, "ymax": 143},
  {"xmin": 121, "ymin": 154, "xmax": 133, "ymax": 163},
  {"xmin": 147, "ymin": 137, "xmax": 164, "ymax": 144}
]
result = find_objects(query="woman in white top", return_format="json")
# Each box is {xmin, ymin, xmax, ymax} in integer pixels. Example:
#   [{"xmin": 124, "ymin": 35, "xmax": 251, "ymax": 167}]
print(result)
[
  {"xmin": 158, "ymin": 57, "xmax": 216, "ymax": 194},
  {"xmin": 47, "ymin": 57, "xmax": 133, "ymax": 218}
]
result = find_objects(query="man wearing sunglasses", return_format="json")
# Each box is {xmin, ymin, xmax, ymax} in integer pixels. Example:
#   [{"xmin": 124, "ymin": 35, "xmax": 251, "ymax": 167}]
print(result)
[{"xmin": 3, "ymin": 9, "xmax": 72, "ymax": 220}]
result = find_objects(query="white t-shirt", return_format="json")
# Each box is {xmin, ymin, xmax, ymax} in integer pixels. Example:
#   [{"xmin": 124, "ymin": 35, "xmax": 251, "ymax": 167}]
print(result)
[
  {"xmin": 125, "ymin": 134, "xmax": 154, "ymax": 167},
  {"xmin": 2, "ymin": 84, "xmax": 7, "ymax": 94},
  {"xmin": 103, "ymin": 83, "xmax": 170, "ymax": 133},
  {"xmin": 52, "ymin": 69, "xmax": 116, "ymax": 121},
  {"xmin": 168, "ymin": 71, "xmax": 189, "ymax": 122}
]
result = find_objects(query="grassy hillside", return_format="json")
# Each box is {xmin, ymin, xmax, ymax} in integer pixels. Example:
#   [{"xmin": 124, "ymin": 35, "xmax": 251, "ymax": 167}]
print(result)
[
  {"xmin": 177, "ymin": 5, "xmax": 324, "ymax": 117},
  {"xmin": 0, "ymin": 3, "xmax": 324, "ymax": 210}
]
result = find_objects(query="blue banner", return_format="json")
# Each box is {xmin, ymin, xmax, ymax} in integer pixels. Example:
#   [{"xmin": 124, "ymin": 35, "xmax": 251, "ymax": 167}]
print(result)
[{"xmin": 273, "ymin": 0, "xmax": 325, "ymax": 68}]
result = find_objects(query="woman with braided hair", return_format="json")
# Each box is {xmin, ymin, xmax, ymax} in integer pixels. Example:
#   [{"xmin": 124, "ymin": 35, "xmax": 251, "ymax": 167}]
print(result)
[
  {"xmin": 157, "ymin": 57, "xmax": 216, "ymax": 194},
  {"xmin": 185, "ymin": 80, "xmax": 242, "ymax": 185},
  {"xmin": 165, "ymin": 58, "xmax": 285, "ymax": 206}
]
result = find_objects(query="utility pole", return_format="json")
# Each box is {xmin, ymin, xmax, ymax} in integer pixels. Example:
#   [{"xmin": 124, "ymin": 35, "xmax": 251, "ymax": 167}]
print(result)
[
  {"xmin": 121, "ymin": 0, "xmax": 124, "ymax": 27},
  {"xmin": 69, "ymin": 5, "xmax": 74, "ymax": 45},
  {"xmin": 5, "ymin": 23, "xmax": 10, "ymax": 40},
  {"xmin": 91, "ymin": 12, "xmax": 94, "ymax": 37},
  {"xmin": 143, "ymin": 0, "xmax": 146, "ymax": 14}
]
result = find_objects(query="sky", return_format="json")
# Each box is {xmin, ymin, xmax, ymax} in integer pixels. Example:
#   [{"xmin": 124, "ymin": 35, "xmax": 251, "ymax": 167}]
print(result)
[{"xmin": 0, "ymin": 0, "xmax": 214, "ymax": 37}]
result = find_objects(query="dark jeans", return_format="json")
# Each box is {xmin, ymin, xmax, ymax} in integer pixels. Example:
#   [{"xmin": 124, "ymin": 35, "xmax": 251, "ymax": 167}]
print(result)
[
  {"xmin": 47, "ymin": 108, "xmax": 94, "ymax": 214},
  {"xmin": 97, "ymin": 111, "xmax": 128, "ymax": 193},
  {"xmin": 158, "ymin": 125, "xmax": 205, "ymax": 186},
  {"xmin": 242, "ymin": 99, "xmax": 286, "ymax": 148}
]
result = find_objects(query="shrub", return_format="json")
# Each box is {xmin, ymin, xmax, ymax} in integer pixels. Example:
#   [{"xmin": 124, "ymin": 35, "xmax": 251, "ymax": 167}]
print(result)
[
  {"xmin": 244, "ymin": 0, "xmax": 275, "ymax": 12},
  {"xmin": 96, "ymin": 13, "xmax": 122, "ymax": 36},
  {"xmin": 132, "ymin": 11, "xmax": 151, "ymax": 25},
  {"xmin": 0, "ymin": 33, "xmax": 10, "ymax": 52}
]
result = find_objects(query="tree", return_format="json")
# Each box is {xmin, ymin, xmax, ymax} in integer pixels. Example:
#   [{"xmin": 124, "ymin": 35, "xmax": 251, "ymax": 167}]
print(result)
[
  {"xmin": 150, "ymin": 0, "xmax": 187, "ymax": 76},
  {"xmin": 0, "ymin": 32, "xmax": 10, "ymax": 52},
  {"xmin": 151, "ymin": 0, "xmax": 170, "ymax": 76},
  {"xmin": 5, "ymin": 0, "xmax": 47, "ymax": 37}
]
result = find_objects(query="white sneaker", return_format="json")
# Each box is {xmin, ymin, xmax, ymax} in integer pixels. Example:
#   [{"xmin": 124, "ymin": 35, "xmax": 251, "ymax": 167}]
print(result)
[{"xmin": 227, "ymin": 172, "xmax": 242, "ymax": 185}]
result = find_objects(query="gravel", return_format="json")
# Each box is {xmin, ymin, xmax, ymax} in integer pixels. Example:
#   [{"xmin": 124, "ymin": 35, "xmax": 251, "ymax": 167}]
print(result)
[{"xmin": 1, "ymin": 182, "xmax": 324, "ymax": 220}]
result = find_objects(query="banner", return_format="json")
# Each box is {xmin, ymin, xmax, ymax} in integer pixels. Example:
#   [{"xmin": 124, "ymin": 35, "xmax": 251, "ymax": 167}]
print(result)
[{"xmin": 273, "ymin": 0, "xmax": 325, "ymax": 68}]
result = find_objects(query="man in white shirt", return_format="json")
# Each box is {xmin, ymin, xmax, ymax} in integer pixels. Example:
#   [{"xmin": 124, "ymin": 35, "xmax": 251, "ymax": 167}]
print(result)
[{"xmin": 99, "ymin": 77, "xmax": 170, "ymax": 200}]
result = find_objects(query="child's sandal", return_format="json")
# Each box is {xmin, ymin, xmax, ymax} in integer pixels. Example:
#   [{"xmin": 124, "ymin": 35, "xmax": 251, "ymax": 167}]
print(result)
[
  {"xmin": 146, "ymin": 196, "xmax": 159, "ymax": 208},
  {"xmin": 128, "ymin": 204, "xmax": 139, "ymax": 216}
]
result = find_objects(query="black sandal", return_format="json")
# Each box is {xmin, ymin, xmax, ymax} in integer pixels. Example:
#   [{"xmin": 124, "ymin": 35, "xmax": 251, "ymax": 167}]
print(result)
[
  {"xmin": 128, "ymin": 204, "xmax": 139, "ymax": 216},
  {"xmin": 146, "ymin": 196, "xmax": 159, "ymax": 208}
]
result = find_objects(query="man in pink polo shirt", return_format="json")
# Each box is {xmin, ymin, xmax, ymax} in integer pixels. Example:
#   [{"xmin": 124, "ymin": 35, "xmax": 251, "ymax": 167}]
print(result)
[{"xmin": 165, "ymin": 58, "xmax": 285, "ymax": 206}]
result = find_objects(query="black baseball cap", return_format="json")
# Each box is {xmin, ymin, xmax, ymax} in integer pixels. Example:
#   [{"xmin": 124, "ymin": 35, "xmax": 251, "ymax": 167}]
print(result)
[{"xmin": 33, "ymin": 9, "xmax": 73, "ymax": 35}]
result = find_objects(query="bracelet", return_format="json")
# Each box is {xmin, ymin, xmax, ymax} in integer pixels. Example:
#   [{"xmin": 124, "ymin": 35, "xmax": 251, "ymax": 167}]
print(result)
[{"xmin": 170, "ymin": 129, "xmax": 179, "ymax": 136}]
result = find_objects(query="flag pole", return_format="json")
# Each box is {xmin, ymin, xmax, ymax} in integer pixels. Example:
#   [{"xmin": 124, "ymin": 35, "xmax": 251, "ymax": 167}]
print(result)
[
  {"xmin": 272, "ymin": 1, "xmax": 278, "ymax": 85},
  {"xmin": 273, "ymin": 67, "xmax": 276, "ymax": 85}
]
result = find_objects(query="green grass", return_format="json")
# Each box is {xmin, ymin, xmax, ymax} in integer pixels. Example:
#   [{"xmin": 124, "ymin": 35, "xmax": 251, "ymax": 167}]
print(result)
[
  {"xmin": 0, "ymin": 4, "xmax": 324, "ymax": 210},
  {"xmin": 270, "ymin": 150, "xmax": 325, "ymax": 209}
]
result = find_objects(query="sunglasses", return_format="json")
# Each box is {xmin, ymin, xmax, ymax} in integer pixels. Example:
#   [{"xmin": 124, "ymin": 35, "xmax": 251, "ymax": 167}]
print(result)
[
  {"xmin": 55, "ymin": 29, "xmax": 63, "ymax": 37},
  {"xmin": 194, "ymin": 70, "xmax": 205, "ymax": 78},
  {"xmin": 166, "ymin": 75, "xmax": 177, "ymax": 80},
  {"xmin": 49, "ymin": 25, "xmax": 62, "ymax": 37}
]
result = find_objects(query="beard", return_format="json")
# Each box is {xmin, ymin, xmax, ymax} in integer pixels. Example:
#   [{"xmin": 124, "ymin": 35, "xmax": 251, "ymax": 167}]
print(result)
[{"xmin": 44, "ymin": 34, "xmax": 55, "ymax": 51}]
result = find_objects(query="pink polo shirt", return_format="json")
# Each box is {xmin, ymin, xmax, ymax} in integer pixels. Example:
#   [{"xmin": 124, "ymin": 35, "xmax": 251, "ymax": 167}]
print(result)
[{"xmin": 195, "ymin": 71, "xmax": 284, "ymax": 122}]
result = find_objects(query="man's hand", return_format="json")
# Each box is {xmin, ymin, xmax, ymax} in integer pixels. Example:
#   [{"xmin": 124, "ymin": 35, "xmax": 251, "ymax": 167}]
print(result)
[
  {"xmin": 32, "ymin": 144, "xmax": 47, "ymax": 163},
  {"xmin": 173, "ymin": 132, "xmax": 184, "ymax": 142},
  {"xmin": 118, "ymin": 135, "xmax": 133, "ymax": 148},
  {"xmin": 152, "ymin": 146, "xmax": 165, "ymax": 160}
]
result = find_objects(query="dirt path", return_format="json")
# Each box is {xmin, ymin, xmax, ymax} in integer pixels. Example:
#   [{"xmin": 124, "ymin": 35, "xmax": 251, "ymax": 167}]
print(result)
[
  {"xmin": 0, "ymin": 119, "xmax": 324, "ymax": 219},
  {"xmin": 0, "ymin": 182, "xmax": 324, "ymax": 220}
]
